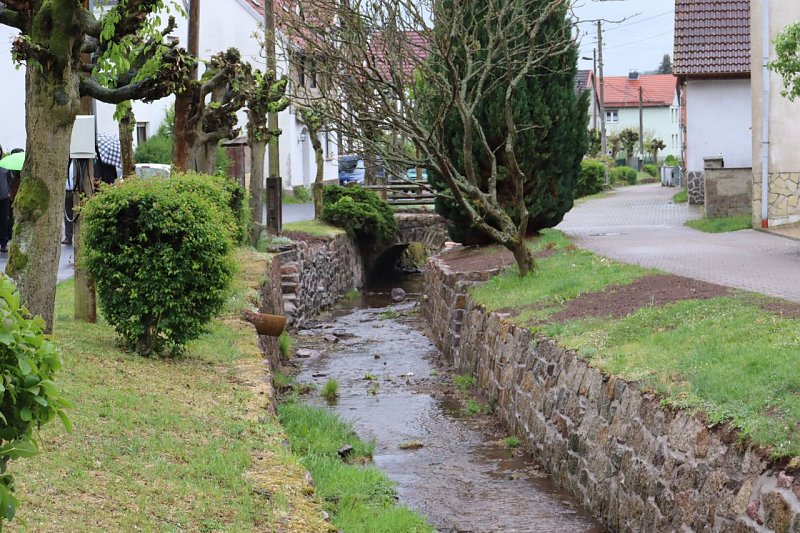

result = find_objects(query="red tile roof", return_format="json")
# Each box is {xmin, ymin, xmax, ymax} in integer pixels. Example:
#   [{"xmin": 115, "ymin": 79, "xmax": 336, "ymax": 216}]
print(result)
[
  {"xmin": 603, "ymin": 74, "xmax": 678, "ymax": 108},
  {"xmin": 673, "ymin": 0, "xmax": 750, "ymax": 77}
]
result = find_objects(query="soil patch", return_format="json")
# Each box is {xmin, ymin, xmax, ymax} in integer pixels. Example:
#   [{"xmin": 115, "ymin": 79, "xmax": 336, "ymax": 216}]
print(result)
[
  {"xmin": 283, "ymin": 231, "xmax": 330, "ymax": 246},
  {"xmin": 759, "ymin": 300, "xmax": 800, "ymax": 320},
  {"xmin": 439, "ymin": 245, "xmax": 554, "ymax": 274},
  {"xmin": 550, "ymin": 274, "xmax": 731, "ymax": 322}
]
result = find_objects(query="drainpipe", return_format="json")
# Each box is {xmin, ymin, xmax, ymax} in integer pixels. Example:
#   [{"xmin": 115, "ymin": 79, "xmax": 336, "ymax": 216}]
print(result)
[{"xmin": 761, "ymin": 0, "xmax": 771, "ymax": 228}]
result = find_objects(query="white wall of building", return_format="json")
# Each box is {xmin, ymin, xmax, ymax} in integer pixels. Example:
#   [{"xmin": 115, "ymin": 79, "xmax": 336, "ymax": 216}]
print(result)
[
  {"xmin": 685, "ymin": 78, "xmax": 752, "ymax": 173},
  {"xmin": 0, "ymin": 27, "xmax": 29, "ymax": 152},
  {"xmin": 605, "ymin": 93, "xmax": 682, "ymax": 162}
]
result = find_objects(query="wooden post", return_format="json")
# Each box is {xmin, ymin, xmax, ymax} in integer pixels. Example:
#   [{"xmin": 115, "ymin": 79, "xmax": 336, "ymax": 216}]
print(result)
[{"xmin": 74, "ymin": 0, "xmax": 97, "ymax": 323}]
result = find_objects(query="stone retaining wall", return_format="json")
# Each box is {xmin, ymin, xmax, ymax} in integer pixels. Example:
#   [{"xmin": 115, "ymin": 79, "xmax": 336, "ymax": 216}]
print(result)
[
  {"xmin": 277, "ymin": 234, "xmax": 365, "ymax": 328},
  {"xmin": 687, "ymin": 171, "xmax": 705, "ymax": 205},
  {"xmin": 423, "ymin": 254, "xmax": 800, "ymax": 532}
]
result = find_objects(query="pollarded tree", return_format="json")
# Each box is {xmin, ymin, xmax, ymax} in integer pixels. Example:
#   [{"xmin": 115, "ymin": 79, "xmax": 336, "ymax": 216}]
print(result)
[
  {"xmin": 246, "ymin": 68, "xmax": 289, "ymax": 238},
  {"xmin": 618, "ymin": 127, "xmax": 640, "ymax": 164},
  {"xmin": 283, "ymin": 0, "xmax": 583, "ymax": 275},
  {"xmin": 297, "ymin": 105, "xmax": 331, "ymax": 219},
  {"xmin": 0, "ymin": 0, "xmax": 191, "ymax": 330},
  {"xmin": 648, "ymin": 138, "xmax": 666, "ymax": 164}
]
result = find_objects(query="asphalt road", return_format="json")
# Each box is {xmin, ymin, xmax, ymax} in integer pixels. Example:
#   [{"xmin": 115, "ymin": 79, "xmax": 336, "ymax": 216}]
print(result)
[{"xmin": 0, "ymin": 203, "xmax": 316, "ymax": 282}]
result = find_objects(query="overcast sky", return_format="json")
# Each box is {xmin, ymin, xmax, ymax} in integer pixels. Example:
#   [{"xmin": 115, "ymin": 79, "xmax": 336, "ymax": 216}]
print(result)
[{"xmin": 572, "ymin": 0, "xmax": 675, "ymax": 77}]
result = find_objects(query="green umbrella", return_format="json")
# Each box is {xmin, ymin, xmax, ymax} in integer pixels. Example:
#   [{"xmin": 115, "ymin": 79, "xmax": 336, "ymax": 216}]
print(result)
[{"xmin": 0, "ymin": 152, "xmax": 24, "ymax": 171}]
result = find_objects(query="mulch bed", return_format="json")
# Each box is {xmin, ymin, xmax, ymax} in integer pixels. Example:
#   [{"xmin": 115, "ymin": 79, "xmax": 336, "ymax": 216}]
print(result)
[
  {"xmin": 550, "ymin": 274, "xmax": 731, "ymax": 322},
  {"xmin": 759, "ymin": 300, "xmax": 800, "ymax": 319},
  {"xmin": 439, "ymin": 245, "xmax": 516, "ymax": 273}
]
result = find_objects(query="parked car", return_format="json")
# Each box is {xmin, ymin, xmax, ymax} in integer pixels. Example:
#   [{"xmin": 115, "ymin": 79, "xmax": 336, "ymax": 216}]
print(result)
[
  {"xmin": 338, "ymin": 155, "xmax": 385, "ymax": 185},
  {"xmin": 135, "ymin": 163, "xmax": 171, "ymax": 179},
  {"xmin": 405, "ymin": 168, "xmax": 429, "ymax": 182}
]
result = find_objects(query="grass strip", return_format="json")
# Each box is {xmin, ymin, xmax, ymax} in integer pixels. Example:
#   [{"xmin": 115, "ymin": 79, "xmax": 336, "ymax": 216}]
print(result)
[
  {"xmin": 470, "ymin": 231, "xmax": 800, "ymax": 457},
  {"xmin": 686, "ymin": 214, "xmax": 751, "ymax": 233},
  {"xmin": 8, "ymin": 250, "xmax": 330, "ymax": 532},
  {"xmin": 283, "ymin": 220, "xmax": 345, "ymax": 238},
  {"xmin": 279, "ymin": 402, "xmax": 433, "ymax": 533},
  {"xmin": 672, "ymin": 188, "xmax": 688, "ymax": 203}
]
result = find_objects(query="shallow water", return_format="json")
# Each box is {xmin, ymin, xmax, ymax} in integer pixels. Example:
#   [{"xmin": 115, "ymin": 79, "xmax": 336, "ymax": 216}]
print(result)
[{"xmin": 295, "ymin": 275, "xmax": 605, "ymax": 533}]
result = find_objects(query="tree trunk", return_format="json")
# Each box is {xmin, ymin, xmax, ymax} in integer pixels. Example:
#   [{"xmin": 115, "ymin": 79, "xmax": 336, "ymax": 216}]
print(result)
[
  {"xmin": 173, "ymin": 94, "xmax": 192, "ymax": 172},
  {"xmin": 192, "ymin": 140, "xmax": 218, "ymax": 175},
  {"xmin": 508, "ymin": 238, "xmax": 535, "ymax": 277},
  {"xmin": 9, "ymin": 68, "xmax": 80, "ymax": 331},
  {"xmin": 248, "ymin": 140, "xmax": 267, "ymax": 243},
  {"xmin": 311, "ymin": 137, "xmax": 324, "ymax": 219},
  {"xmin": 119, "ymin": 105, "xmax": 136, "ymax": 178}
]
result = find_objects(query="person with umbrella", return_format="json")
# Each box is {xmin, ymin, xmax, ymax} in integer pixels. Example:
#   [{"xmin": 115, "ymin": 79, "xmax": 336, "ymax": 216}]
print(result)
[{"xmin": 0, "ymin": 147, "xmax": 22, "ymax": 253}]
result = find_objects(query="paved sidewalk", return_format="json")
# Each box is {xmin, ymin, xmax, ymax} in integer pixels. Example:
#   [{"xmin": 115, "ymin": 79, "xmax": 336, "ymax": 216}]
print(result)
[{"xmin": 557, "ymin": 184, "xmax": 800, "ymax": 302}]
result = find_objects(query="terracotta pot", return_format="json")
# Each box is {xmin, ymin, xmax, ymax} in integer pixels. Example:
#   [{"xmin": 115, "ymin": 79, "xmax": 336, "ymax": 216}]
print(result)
[{"xmin": 244, "ymin": 311, "xmax": 287, "ymax": 337}]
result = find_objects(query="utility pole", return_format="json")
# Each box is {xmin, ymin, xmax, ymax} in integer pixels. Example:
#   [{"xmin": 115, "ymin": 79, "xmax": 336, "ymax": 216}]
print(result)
[
  {"xmin": 75, "ymin": 0, "xmax": 97, "ymax": 323},
  {"xmin": 172, "ymin": 0, "xmax": 199, "ymax": 172},
  {"xmin": 592, "ymin": 49, "xmax": 598, "ymax": 131},
  {"xmin": 638, "ymin": 85, "xmax": 644, "ymax": 170},
  {"xmin": 265, "ymin": 0, "xmax": 283, "ymax": 234},
  {"xmin": 597, "ymin": 21, "xmax": 607, "ymax": 157}
]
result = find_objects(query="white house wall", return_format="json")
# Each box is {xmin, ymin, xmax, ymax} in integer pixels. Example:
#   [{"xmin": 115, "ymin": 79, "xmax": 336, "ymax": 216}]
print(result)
[
  {"xmin": 607, "ymin": 101, "xmax": 682, "ymax": 160},
  {"xmin": 684, "ymin": 79, "xmax": 752, "ymax": 173},
  {"xmin": 0, "ymin": 27, "xmax": 29, "ymax": 152}
]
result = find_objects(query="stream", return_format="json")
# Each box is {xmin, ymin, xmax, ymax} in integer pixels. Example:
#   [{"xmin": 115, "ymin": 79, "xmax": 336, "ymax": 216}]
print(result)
[{"xmin": 294, "ymin": 275, "xmax": 605, "ymax": 533}]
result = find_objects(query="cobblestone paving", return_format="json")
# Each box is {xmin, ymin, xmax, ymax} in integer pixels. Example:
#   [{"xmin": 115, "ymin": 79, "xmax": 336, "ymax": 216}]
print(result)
[{"xmin": 558, "ymin": 184, "xmax": 800, "ymax": 302}]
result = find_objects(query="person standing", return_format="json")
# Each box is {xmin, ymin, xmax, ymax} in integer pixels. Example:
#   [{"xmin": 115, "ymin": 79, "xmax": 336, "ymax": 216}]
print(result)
[
  {"xmin": 0, "ymin": 147, "xmax": 12, "ymax": 253},
  {"xmin": 63, "ymin": 162, "xmax": 75, "ymax": 245}
]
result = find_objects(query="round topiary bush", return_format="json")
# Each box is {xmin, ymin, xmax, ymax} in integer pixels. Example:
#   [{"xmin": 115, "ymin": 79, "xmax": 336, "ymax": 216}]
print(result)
[
  {"xmin": 82, "ymin": 178, "xmax": 235, "ymax": 356},
  {"xmin": 321, "ymin": 185, "xmax": 397, "ymax": 242},
  {"xmin": 0, "ymin": 276, "xmax": 69, "ymax": 525},
  {"xmin": 611, "ymin": 166, "xmax": 638, "ymax": 185},
  {"xmin": 643, "ymin": 164, "xmax": 658, "ymax": 178}
]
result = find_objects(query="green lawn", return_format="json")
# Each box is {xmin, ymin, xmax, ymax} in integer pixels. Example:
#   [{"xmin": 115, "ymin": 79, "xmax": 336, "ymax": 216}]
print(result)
[
  {"xmin": 7, "ymin": 251, "xmax": 330, "ymax": 532},
  {"xmin": 283, "ymin": 220, "xmax": 344, "ymax": 238},
  {"xmin": 686, "ymin": 215, "xmax": 752, "ymax": 233},
  {"xmin": 470, "ymin": 231, "xmax": 800, "ymax": 457},
  {"xmin": 672, "ymin": 188, "xmax": 688, "ymax": 203}
]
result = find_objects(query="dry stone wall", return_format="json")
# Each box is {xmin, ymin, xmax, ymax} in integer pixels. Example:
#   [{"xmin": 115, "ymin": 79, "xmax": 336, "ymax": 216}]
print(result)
[
  {"xmin": 423, "ymin": 254, "xmax": 800, "ymax": 532},
  {"xmin": 277, "ymin": 234, "xmax": 365, "ymax": 328}
]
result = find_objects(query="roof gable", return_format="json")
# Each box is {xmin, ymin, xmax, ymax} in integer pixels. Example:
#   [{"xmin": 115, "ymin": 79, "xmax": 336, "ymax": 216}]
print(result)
[
  {"xmin": 673, "ymin": 0, "xmax": 750, "ymax": 77},
  {"xmin": 603, "ymin": 74, "xmax": 677, "ymax": 108}
]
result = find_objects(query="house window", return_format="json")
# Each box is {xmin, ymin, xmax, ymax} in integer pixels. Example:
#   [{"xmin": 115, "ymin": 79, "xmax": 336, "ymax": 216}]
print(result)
[
  {"xmin": 672, "ymin": 134, "xmax": 678, "ymax": 149},
  {"xmin": 294, "ymin": 52, "xmax": 306, "ymax": 88},
  {"xmin": 309, "ymin": 58, "xmax": 317, "ymax": 89},
  {"xmin": 606, "ymin": 110, "xmax": 619, "ymax": 124},
  {"xmin": 136, "ymin": 122, "xmax": 148, "ymax": 145}
]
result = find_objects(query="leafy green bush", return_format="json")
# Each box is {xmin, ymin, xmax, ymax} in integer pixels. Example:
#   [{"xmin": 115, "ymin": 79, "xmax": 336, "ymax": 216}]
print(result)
[
  {"xmin": 0, "ymin": 277, "xmax": 69, "ymax": 526},
  {"xmin": 135, "ymin": 135, "xmax": 172, "ymax": 165},
  {"xmin": 611, "ymin": 166, "xmax": 638, "ymax": 185},
  {"xmin": 292, "ymin": 185, "xmax": 311, "ymax": 203},
  {"xmin": 664, "ymin": 155, "xmax": 680, "ymax": 167},
  {"xmin": 82, "ymin": 178, "xmax": 235, "ymax": 356},
  {"xmin": 321, "ymin": 185, "xmax": 397, "ymax": 242},
  {"xmin": 643, "ymin": 164, "xmax": 658, "ymax": 178},
  {"xmin": 169, "ymin": 173, "xmax": 249, "ymax": 244},
  {"xmin": 576, "ymin": 159, "xmax": 606, "ymax": 197}
]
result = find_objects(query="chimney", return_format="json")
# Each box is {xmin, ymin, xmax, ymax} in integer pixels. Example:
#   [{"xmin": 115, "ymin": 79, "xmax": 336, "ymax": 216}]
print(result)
[{"xmin": 628, "ymin": 70, "xmax": 639, "ymax": 81}]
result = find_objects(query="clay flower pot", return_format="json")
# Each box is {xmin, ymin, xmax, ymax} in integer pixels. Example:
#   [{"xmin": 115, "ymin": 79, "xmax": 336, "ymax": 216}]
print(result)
[{"xmin": 243, "ymin": 311, "xmax": 287, "ymax": 337}]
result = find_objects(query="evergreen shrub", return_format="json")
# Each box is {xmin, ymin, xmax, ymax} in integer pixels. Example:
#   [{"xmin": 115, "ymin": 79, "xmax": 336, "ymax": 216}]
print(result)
[
  {"xmin": 643, "ymin": 164, "xmax": 658, "ymax": 178},
  {"xmin": 82, "ymin": 178, "xmax": 235, "ymax": 356},
  {"xmin": 321, "ymin": 185, "xmax": 396, "ymax": 242},
  {"xmin": 611, "ymin": 166, "xmax": 638, "ymax": 185},
  {"xmin": 0, "ymin": 276, "xmax": 69, "ymax": 526},
  {"xmin": 576, "ymin": 159, "xmax": 606, "ymax": 197}
]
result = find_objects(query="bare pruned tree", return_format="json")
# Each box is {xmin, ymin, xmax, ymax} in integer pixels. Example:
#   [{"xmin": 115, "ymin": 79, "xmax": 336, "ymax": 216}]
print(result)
[{"xmin": 281, "ymin": 0, "xmax": 578, "ymax": 275}]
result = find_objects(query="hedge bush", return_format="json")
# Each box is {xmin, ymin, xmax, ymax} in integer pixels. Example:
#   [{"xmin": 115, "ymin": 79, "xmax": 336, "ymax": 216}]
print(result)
[
  {"xmin": 664, "ymin": 155, "xmax": 680, "ymax": 167},
  {"xmin": 576, "ymin": 159, "xmax": 606, "ymax": 197},
  {"xmin": 321, "ymin": 185, "xmax": 396, "ymax": 242},
  {"xmin": 0, "ymin": 277, "xmax": 69, "ymax": 526},
  {"xmin": 611, "ymin": 166, "xmax": 638, "ymax": 185},
  {"xmin": 643, "ymin": 164, "xmax": 658, "ymax": 178},
  {"xmin": 82, "ymin": 177, "xmax": 235, "ymax": 356},
  {"xmin": 169, "ymin": 173, "xmax": 249, "ymax": 244}
]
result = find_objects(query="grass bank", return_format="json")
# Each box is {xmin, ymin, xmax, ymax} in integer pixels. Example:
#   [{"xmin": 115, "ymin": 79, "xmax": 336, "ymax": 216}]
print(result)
[
  {"xmin": 8, "ymin": 250, "xmax": 330, "ymax": 532},
  {"xmin": 279, "ymin": 402, "xmax": 433, "ymax": 532},
  {"xmin": 283, "ymin": 220, "xmax": 344, "ymax": 238},
  {"xmin": 686, "ymin": 214, "xmax": 752, "ymax": 233},
  {"xmin": 471, "ymin": 231, "xmax": 800, "ymax": 457},
  {"xmin": 672, "ymin": 188, "xmax": 688, "ymax": 203}
]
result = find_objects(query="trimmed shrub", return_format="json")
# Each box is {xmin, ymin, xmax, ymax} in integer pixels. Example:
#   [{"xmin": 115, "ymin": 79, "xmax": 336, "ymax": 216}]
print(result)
[
  {"xmin": 664, "ymin": 155, "xmax": 680, "ymax": 167},
  {"xmin": 611, "ymin": 166, "xmax": 638, "ymax": 185},
  {"xmin": 82, "ymin": 178, "xmax": 235, "ymax": 356},
  {"xmin": 293, "ymin": 185, "xmax": 311, "ymax": 203},
  {"xmin": 134, "ymin": 135, "xmax": 172, "ymax": 165},
  {"xmin": 0, "ymin": 276, "xmax": 69, "ymax": 526},
  {"xmin": 643, "ymin": 164, "xmax": 658, "ymax": 178},
  {"xmin": 321, "ymin": 185, "xmax": 397, "ymax": 242},
  {"xmin": 169, "ymin": 173, "xmax": 249, "ymax": 244},
  {"xmin": 576, "ymin": 159, "xmax": 606, "ymax": 197}
]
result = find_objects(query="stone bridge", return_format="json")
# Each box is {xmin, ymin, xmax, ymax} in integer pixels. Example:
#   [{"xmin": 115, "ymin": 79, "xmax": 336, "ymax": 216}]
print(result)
[{"xmin": 365, "ymin": 213, "xmax": 449, "ymax": 272}]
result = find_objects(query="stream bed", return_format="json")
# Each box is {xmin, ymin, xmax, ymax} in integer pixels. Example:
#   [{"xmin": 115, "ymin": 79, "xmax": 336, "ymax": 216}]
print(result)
[{"xmin": 293, "ymin": 276, "xmax": 605, "ymax": 533}]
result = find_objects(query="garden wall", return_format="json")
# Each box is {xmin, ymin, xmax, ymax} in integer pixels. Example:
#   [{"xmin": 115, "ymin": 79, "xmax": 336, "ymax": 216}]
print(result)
[
  {"xmin": 276, "ymin": 233, "xmax": 365, "ymax": 328},
  {"xmin": 705, "ymin": 167, "xmax": 753, "ymax": 219},
  {"xmin": 423, "ymin": 254, "xmax": 800, "ymax": 532}
]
